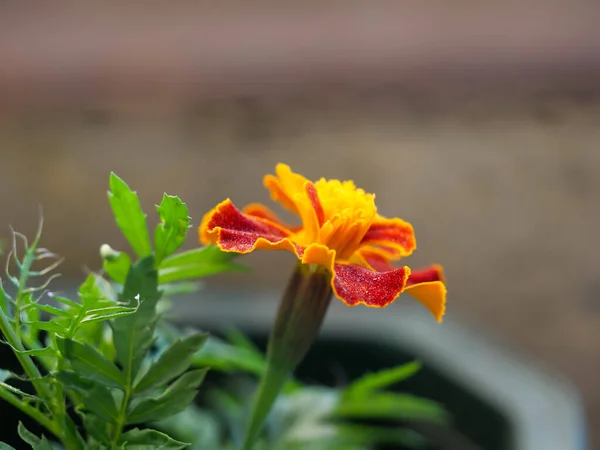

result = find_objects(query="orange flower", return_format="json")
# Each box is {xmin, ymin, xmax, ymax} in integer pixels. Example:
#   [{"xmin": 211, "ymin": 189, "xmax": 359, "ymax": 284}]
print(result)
[{"xmin": 200, "ymin": 164, "xmax": 446, "ymax": 321}]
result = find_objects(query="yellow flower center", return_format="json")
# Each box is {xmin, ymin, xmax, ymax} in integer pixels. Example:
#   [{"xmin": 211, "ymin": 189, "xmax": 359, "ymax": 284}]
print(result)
[{"xmin": 283, "ymin": 177, "xmax": 376, "ymax": 260}]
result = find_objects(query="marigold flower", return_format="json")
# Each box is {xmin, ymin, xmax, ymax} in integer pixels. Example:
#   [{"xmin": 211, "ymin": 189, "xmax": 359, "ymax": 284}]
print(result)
[{"xmin": 200, "ymin": 163, "xmax": 446, "ymax": 321}]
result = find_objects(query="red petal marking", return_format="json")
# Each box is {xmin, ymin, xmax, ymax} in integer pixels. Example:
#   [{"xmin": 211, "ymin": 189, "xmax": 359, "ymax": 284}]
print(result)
[
  {"xmin": 406, "ymin": 264, "xmax": 445, "ymax": 285},
  {"xmin": 305, "ymin": 182, "xmax": 325, "ymax": 227},
  {"xmin": 361, "ymin": 218, "xmax": 416, "ymax": 258},
  {"xmin": 332, "ymin": 263, "xmax": 409, "ymax": 308},
  {"xmin": 243, "ymin": 203, "xmax": 302, "ymax": 232},
  {"xmin": 359, "ymin": 250, "xmax": 397, "ymax": 272},
  {"xmin": 404, "ymin": 265, "xmax": 446, "ymax": 322},
  {"xmin": 201, "ymin": 199, "xmax": 299, "ymax": 254}
]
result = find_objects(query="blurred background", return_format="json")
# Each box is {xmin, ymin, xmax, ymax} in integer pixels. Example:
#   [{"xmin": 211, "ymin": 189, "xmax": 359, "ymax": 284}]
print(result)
[{"xmin": 0, "ymin": 3, "xmax": 599, "ymax": 447}]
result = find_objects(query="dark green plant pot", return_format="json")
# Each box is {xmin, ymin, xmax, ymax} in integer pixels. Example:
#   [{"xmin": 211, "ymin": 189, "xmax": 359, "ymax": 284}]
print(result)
[{"xmin": 173, "ymin": 287, "xmax": 588, "ymax": 450}]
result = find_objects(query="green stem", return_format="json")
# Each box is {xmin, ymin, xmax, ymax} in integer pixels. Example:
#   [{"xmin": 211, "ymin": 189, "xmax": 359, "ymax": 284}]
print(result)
[
  {"xmin": 0, "ymin": 387, "xmax": 61, "ymax": 437},
  {"xmin": 242, "ymin": 263, "xmax": 333, "ymax": 450},
  {"xmin": 0, "ymin": 292, "xmax": 81, "ymax": 449},
  {"xmin": 111, "ymin": 387, "xmax": 131, "ymax": 449}
]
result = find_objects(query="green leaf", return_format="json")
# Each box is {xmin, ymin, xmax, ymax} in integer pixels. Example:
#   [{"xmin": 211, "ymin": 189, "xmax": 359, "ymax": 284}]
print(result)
[
  {"xmin": 119, "ymin": 428, "xmax": 189, "ymax": 449},
  {"xmin": 112, "ymin": 256, "xmax": 162, "ymax": 382},
  {"xmin": 12, "ymin": 346, "xmax": 56, "ymax": 358},
  {"xmin": 54, "ymin": 370, "xmax": 96, "ymax": 392},
  {"xmin": 102, "ymin": 246, "xmax": 132, "ymax": 284},
  {"xmin": 108, "ymin": 173, "xmax": 152, "ymax": 258},
  {"xmin": 81, "ymin": 304, "xmax": 139, "ymax": 324},
  {"xmin": 21, "ymin": 320, "xmax": 65, "ymax": 334},
  {"xmin": 79, "ymin": 274, "xmax": 106, "ymax": 308},
  {"xmin": 158, "ymin": 246, "xmax": 245, "ymax": 284},
  {"xmin": 17, "ymin": 422, "xmax": 52, "ymax": 450},
  {"xmin": 333, "ymin": 392, "xmax": 448, "ymax": 423},
  {"xmin": 83, "ymin": 413, "xmax": 111, "ymax": 444},
  {"xmin": 0, "ymin": 442, "xmax": 17, "ymax": 449},
  {"xmin": 127, "ymin": 369, "xmax": 207, "ymax": 424},
  {"xmin": 57, "ymin": 337, "xmax": 125, "ymax": 390},
  {"xmin": 34, "ymin": 303, "xmax": 72, "ymax": 318},
  {"xmin": 82, "ymin": 384, "xmax": 119, "ymax": 423},
  {"xmin": 0, "ymin": 278, "xmax": 11, "ymax": 314},
  {"xmin": 50, "ymin": 294, "xmax": 81, "ymax": 309},
  {"xmin": 0, "ymin": 372, "xmax": 41, "ymax": 401},
  {"xmin": 344, "ymin": 361, "xmax": 421, "ymax": 398},
  {"xmin": 154, "ymin": 194, "xmax": 191, "ymax": 265},
  {"xmin": 134, "ymin": 333, "xmax": 207, "ymax": 393},
  {"xmin": 192, "ymin": 335, "xmax": 265, "ymax": 375}
]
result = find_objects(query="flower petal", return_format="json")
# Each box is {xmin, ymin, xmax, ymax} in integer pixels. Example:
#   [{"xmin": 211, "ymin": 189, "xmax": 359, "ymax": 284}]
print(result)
[
  {"xmin": 405, "ymin": 265, "xmax": 446, "ymax": 322},
  {"xmin": 243, "ymin": 203, "xmax": 301, "ymax": 232},
  {"xmin": 360, "ymin": 216, "xmax": 416, "ymax": 259},
  {"xmin": 263, "ymin": 163, "xmax": 309, "ymax": 215},
  {"xmin": 199, "ymin": 199, "xmax": 301, "ymax": 256},
  {"xmin": 332, "ymin": 262, "xmax": 410, "ymax": 308}
]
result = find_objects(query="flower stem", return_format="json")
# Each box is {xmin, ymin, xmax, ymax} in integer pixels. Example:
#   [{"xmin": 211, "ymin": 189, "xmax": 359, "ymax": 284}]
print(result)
[
  {"xmin": 242, "ymin": 263, "xmax": 332, "ymax": 449},
  {"xmin": 0, "ymin": 386, "xmax": 61, "ymax": 438}
]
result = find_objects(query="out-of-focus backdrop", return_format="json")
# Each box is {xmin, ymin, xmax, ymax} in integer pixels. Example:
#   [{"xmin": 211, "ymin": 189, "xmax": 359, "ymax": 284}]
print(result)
[{"xmin": 1, "ymin": 3, "xmax": 599, "ymax": 446}]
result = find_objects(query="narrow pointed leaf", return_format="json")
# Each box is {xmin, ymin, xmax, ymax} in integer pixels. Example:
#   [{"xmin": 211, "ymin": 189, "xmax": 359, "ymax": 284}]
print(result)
[
  {"xmin": 34, "ymin": 304, "xmax": 71, "ymax": 318},
  {"xmin": 17, "ymin": 423, "xmax": 52, "ymax": 450},
  {"xmin": 334, "ymin": 392, "xmax": 447, "ymax": 423},
  {"xmin": 119, "ymin": 428, "xmax": 188, "ymax": 449},
  {"xmin": 127, "ymin": 369, "xmax": 207, "ymax": 424},
  {"xmin": 344, "ymin": 361, "xmax": 421, "ymax": 398},
  {"xmin": 57, "ymin": 337, "xmax": 125, "ymax": 390},
  {"xmin": 108, "ymin": 173, "xmax": 151, "ymax": 258},
  {"xmin": 82, "ymin": 384, "xmax": 119, "ymax": 423},
  {"xmin": 158, "ymin": 246, "xmax": 245, "ymax": 284},
  {"xmin": 134, "ymin": 333, "xmax": 207, "ymax": 393}
]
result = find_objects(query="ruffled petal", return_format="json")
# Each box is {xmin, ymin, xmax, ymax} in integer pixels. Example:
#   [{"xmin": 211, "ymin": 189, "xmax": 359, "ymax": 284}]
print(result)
[
  {"xmin": 243, "ymin": 203, "xmax": 301, "ymax": 232},
  {"xmin": 332, "ymin": 262, "xmax": 410, "ymax": 308},
  {"xmin": 356, "ymin": 249, "xmax": 396, "ymax": 272},
  {"xmin": 199, "ymin": 199, "xmax": 301, "ymax": 256},
  {"xmin": 405, "ymin": 265, "xmax": 446, "ymax": 322},
  {"xmin": 263, "ymin": 163, "xmax": 309, "ymax": 215},
  {"xmin": 360, "ymin": 216, "xmax": 416, "ymax": 259}
]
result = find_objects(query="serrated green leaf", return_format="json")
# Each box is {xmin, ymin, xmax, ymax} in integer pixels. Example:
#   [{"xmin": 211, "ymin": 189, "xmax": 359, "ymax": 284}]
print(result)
[
  {"xmin": 57, "ymin": 337, "xmax": 125, "ymax": 390},
  {"xmin": 333, "ymin": 392, "xmax": 447, "ymax": 423},
  {"xmin": 82, "ymin": 384, "xmax": 119, "ymax": 423},
  {"xmin": 158, "ymin": 246, "xmax": 246, "ymax": 284},
  {"xmin": 127, "ymin": 369, "xmax": 207, "ymax": 424},
  {"xmin": 17, "ymin": 422, "xmax": 52, "ymax": 450},
  {"xmin": 344, "ymin": 361, "xmax": 421, "ymax": 398},
  {"xmin": 108, "ymin": 173, "xmax": 152, "ymax": 258},
  {"xmin": 103, "ymin": 248, "xmax": 132, "ymax": 285},
  {"xmin": 119, "ymin": 428, "xmax": 189, "ymax": 449},
  {"xmin": 134, "ymin": 333, "xmax": 207, "ymax": 393},
  {"xmin": 154, "ymin": 194, "xmax": 191, "ymax": 265},
  {"xmin": 112, "ymin": 256, "xmax": 162, "ymax": 382}
]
